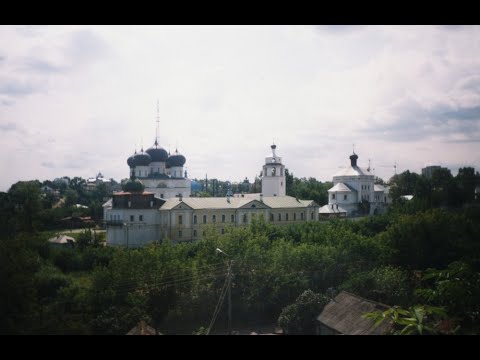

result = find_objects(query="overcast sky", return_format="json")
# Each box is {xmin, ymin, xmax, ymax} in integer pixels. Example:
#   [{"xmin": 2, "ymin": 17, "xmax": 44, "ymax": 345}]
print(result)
[{"xmin": 1, "ymin": 25, "xmax": 480, "ymax": 191}]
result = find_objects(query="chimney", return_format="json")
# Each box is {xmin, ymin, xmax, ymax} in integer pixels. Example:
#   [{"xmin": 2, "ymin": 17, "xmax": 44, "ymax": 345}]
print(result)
[
  {"xmin": 179, "ymin": 193, "xmax": 183, "ymax": 201},
  {"xmin": 260, "ymin": 193, "xmax": 263, "ymax": 202}
]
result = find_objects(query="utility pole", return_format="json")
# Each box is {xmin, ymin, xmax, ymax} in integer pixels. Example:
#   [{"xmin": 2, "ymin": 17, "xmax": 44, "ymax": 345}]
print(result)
[{"xmin": 227, "ymin": 259, "xmax": 233, "ymax": 335}]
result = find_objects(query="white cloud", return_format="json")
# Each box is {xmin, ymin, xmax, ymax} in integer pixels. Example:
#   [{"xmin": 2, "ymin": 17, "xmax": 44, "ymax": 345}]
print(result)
[{"xmin": 0, "ymin": 25, "xmax": 480, "ymax": 191}]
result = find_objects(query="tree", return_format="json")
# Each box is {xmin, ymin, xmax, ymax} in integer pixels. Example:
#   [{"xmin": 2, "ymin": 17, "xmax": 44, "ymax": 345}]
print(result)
[
  {"xmin": 278, "ymin": 290, "xmax": 329, "ymax": 334},
  {"xmin": 340, "ymin": 266, "xmax": 411, "ymax": 307},
  {"xmin": 456, "ymin": 167, "xmax": 479, "ymax": 204},
  {"xmin": 64, "ymin": 189, "xmax": 78, "ymax": 207},
  {"xmin": 8, "ymin": 181, "xmax": 42, "ymax": 233}
]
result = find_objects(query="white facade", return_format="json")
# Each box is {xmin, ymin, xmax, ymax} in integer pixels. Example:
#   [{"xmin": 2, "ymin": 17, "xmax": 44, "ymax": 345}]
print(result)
[
  {"xmin": 106, "ymin": 208, "xmax": 162, "ymax": 247},
  {"xmin": 261, "ymin": 144, "xmax": 286, "ymax": 197},
  {"xmin": 104, "ymin": 192, "xmax": 164, "ymax": 247}
]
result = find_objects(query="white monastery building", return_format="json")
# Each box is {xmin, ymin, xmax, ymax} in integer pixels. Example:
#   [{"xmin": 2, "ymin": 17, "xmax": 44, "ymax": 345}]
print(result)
[
  {"xmin": 104, "ymin": 143, "xmax": 319, "ymax": 246},
  {"xmin": 320, "ymin": 152, "xmax": 391, "ymax": 217}
]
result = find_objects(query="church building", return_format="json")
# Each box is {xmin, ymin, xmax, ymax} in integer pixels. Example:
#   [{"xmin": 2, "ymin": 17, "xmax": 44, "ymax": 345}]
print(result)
[
  {"xmin": 125, "ymin": 106, "xmax": 191, "ymax": 199},
  {"xmin": 319, "ymin": 152, "xmax": 391, "ymax": 217}
]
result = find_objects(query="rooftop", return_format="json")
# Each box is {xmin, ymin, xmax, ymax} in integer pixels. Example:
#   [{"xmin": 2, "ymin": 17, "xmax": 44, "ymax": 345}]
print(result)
[{"xmin": 317, "ymin": 291, "xmax": 392, "ymax": 335}]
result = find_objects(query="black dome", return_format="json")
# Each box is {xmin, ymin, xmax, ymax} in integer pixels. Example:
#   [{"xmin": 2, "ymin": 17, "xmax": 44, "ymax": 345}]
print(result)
[
  {"xmin": 349, "ymin": 153, "xmax": 358, "ymax": 167},
  {"xmin": 167, "ymin": 150, "xmax": 186, "ymax": 167},
  {"xmin": 127, "ymin": 153, "xmax": 136, "ymax": 168},
  {"xmin": 122, "ymin": 178, "xmax": 145, "ymax": 193},
  {"xmin": 146, "ymin": 145, "xmax": 168, "ymax": 162},
  {"xmin": 133, "ymin": 151, "xmax": 152, "ymax": 166}
]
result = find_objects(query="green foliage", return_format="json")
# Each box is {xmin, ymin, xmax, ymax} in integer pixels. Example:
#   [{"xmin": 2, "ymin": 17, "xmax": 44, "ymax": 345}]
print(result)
[
  {"xmin": 341, "ymin": 266, "xmax": 412, "ymax": 307},
  {"xmin": 416, "ymin": 262, "xmax": 480, "ymax": 321},
  {"xmin": 8, "ymin": 181, "xmax": 42, "ymax": 232},
  {"xmin": 278, "ymin": 290, "xmax": 329, "ymax": 334},
  {"xmin": 285, "ymin": 170, "xmax": 331, "ymax": 206},
  {"xmin": 364, "ymin": 305, "xmax": 448, "ymax": 335},
  {"xmin": 0, "ymin": 235, "xmax": 42, "ymax": 334}
]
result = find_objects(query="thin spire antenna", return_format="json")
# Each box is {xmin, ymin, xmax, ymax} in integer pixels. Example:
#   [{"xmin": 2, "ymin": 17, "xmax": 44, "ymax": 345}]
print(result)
[
  {"xmin": 352, "ymin": 143, "xmax": 355, "ymax": 154},
  {"xmin": 155, "ymin": 100, "xmax": 160, "ymax": 147}
]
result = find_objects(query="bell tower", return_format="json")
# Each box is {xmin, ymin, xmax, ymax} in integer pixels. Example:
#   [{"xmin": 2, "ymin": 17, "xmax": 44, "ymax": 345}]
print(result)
[{"xmin": 261, "ymin": 144, "xmax": 286, "ymax": 196}]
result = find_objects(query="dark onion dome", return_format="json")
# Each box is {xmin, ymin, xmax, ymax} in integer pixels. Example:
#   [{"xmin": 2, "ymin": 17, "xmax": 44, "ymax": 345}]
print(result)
[
  {"xmin": 127, "ymin": 152, "xmax": 136, "ymax": 168},
  {"xmin": 122, "ymin": 178, "xmax": 145, "ymax": 193},
  {"xmin": 146, "ymin": 144, "xmax": 168, "ymax": 162},
  {"xmin": 133, "ymin": 150, "xmax": 152, "ymax": 166},
  {"xmin": 349, "ymin": 152, "xmax": 359, "ymax": 167},
  {"xmin": 166, "ymin": 149, "xmax": 186, "ymax": 167}
]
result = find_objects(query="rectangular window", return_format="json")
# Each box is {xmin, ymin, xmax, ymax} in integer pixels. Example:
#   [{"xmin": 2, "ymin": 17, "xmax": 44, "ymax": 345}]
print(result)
[
  {"xmin": 221, "ymin": 228, "xmax": 225, "ymax": 234},
  {"xmin": 203, "ymin": 215, "xmax": 207, "ymax": 224},
  {"xmin": 193, "ymin": 230, "xmax": 197, "ymax": 237},
  {"xmin": 278, "ymin": 213, "xmax": 281, "ymax": 221},
  {"xmin": 344, "ymin": 194, "xmax": 347, "ymax": 201},
  {"xmin": 212, "ymin": 214, "xmax": 216, "ymax": 223},
  {"xmin": 301, "ymin": 212, "xmax": 304, "ymax": 221},
  {"xmin": 130, "ymin": 215, "xmax": 134, "ymax": 222},
  {"xmin": 286, "ymin": 213, "xmax": 289, "ymax": 221},
  {"xmin": 178, "ymin": 230, "xmax": 182, "ymax": 238},
  {"xmin": 222, "ymin": 214, "xmax": 226, "ymax": 223},
  {"xmin": 311, "ymin": 211, "xmax": 314, "ymax": 220},
  {"xmin": 139, "ymin": 215, "xmax": 143, "ymax": 222},
  {"xmin": 179, "ymin": 215, "xmax": 182, "ymax": 225},
  {"xmin": 270, "ymin": 213, "xmax": 274, "ymax": 221},
  {"xmin": 231, "ymin": 214, "xmax": 235, "ymax": 223},
  {"xmin": 193, "ymin": 215, "xmax": 197, "ymax": 224},
  {"xmin": 332, "ymin": 194, "xmax": 335, "ymax": 200},
  {"xmin": 243, "ymin": 214, "xmax": 247, "ymax": 223}
]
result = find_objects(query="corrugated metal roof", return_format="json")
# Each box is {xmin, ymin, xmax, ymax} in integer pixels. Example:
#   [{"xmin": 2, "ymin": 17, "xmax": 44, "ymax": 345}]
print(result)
[
  {"xmin": 333, "ymin": 166, "xmax": 372, "ymax": 177},
  {"xmin": 317, "ymin": 291, "xmax": 392, "ymax": 335},
  {"xmin": 159, "ymin": 195, "xmax": 317, "ymax": 210},
  {"xmin": 328, "ymin": 182, "xmax": 356, "ymax": 193}
]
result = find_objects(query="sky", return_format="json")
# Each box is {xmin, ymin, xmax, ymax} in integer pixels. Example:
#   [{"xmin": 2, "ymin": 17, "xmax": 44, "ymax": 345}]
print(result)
[{"xmin": 1, "ymin": 25, "xmax": 480, "ymax": 191}]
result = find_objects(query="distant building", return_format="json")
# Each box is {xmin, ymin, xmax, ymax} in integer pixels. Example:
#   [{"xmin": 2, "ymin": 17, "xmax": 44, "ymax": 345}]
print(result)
[
  {"xmin": 316, "ymin": 291, "xmax": 392, "ymax": 335},
  {"xmin": 320, "ymin": 152, "xmax": 391, "ymax": 217},
  {"xmin": 86, "ymin": 172, "xmax": 112, "ymax": 189},
  {"xmin": 421, "ymin": 165, "xmax": 442, "ymax": 179}
]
